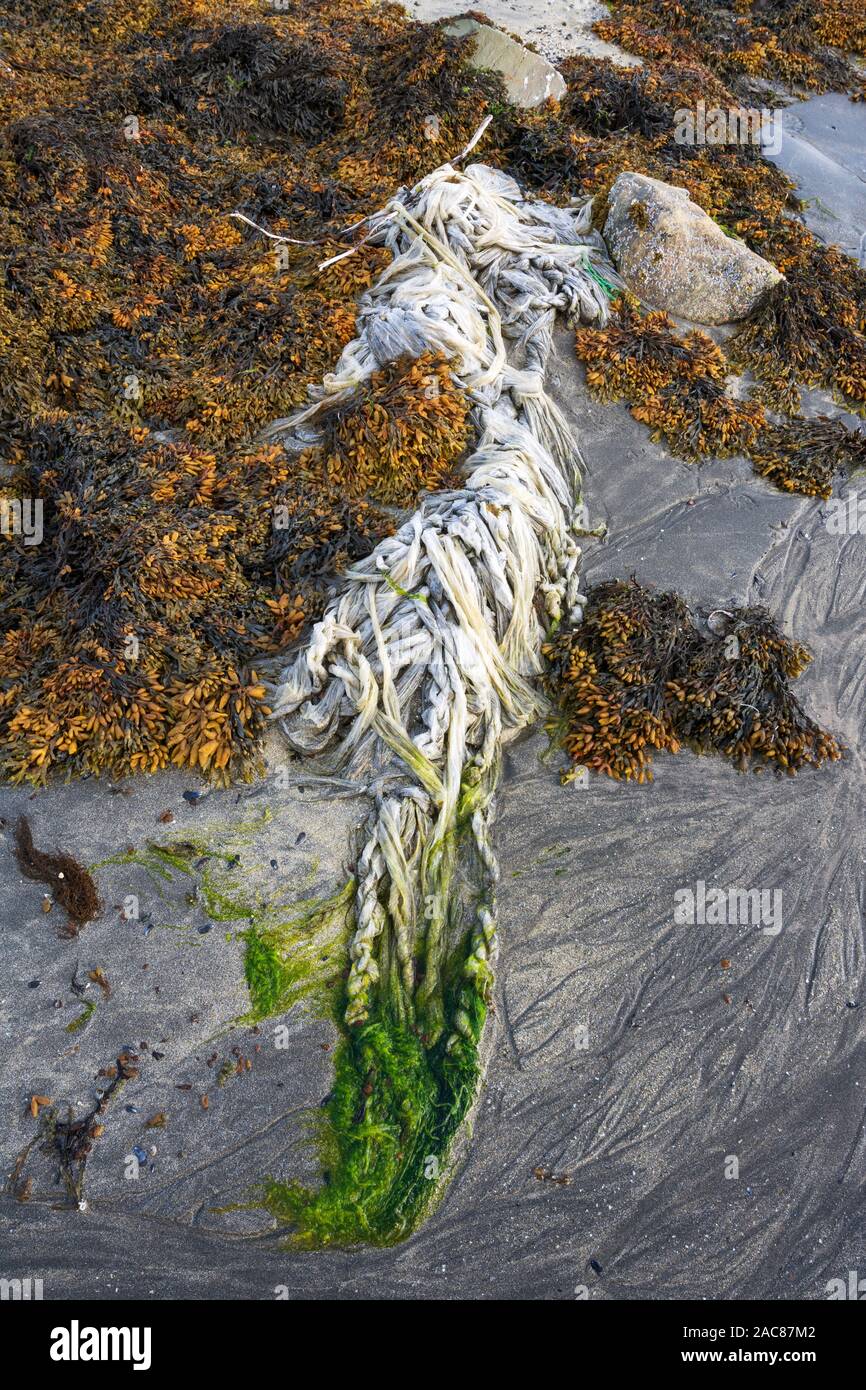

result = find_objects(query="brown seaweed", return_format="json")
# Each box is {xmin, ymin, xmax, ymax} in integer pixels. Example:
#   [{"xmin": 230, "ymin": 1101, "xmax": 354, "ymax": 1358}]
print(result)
[
  {"xmin": 544, "ymin": 580, "xmax": 842, "ymax": 783},
  {"xmin": 13, "ymin": 815, "xmax": 101, "ymax": 931},
  {"xmin": 8, "ymin": 1051, "xmax": 141, "ymax": 1205}
]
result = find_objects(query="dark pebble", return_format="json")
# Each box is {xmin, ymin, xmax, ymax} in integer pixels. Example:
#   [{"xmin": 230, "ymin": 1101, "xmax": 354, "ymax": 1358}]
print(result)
[
  {"xmin": 28, "ymin": 980, "xmax": 40, "ymax": 989},
  {"xmin": 197, "ymin": 924, "xmax": 212, "ymax": 935}
]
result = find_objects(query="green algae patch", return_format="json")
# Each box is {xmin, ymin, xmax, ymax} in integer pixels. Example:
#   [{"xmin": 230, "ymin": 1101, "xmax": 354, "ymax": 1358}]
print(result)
[
  {"xmin": 90, "ymin": 806, "xmax": 492, "ymax": 1247},
  {"xmin": 259, "ymin": 988, "xmax": 485, "ymax": 1248},
  {"xmin": 242, "ymin": 881, "xmax": 355, "ymax": 1023},
  {"xmin": 66, "ymin": 999, "xmax": 97, "ymax": 1034},
  {"xmin": 200, "ymin": 868, "xmax": 259, "ymax": 925},
  {"xmin": 252, "ymin": 820, "xmax": 493, "ymax": 1247},
  {"xmin": 93, "ymin": 813, "xmax": 356, "ymax": 1024},
  {"xmin": 90, "ymin": 843, "xmax": 196, "ymax": 885},
  {"xmin": 91, "ymin": 809, "xmax": 274, "ymax": 883}
]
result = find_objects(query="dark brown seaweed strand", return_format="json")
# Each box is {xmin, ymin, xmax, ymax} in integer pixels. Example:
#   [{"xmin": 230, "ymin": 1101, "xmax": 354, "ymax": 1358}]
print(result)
[{"xmin": 13, "ymin": 815, "xmax": 101, "ymax": 929}]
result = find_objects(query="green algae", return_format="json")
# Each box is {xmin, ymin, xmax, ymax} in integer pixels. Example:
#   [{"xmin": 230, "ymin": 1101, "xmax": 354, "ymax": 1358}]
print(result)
[
  {"xmin": 241, "ymin": 880, "xmax": 355, "ymax": 1023},
  {"xmin": 193, "ymin": 850, "xmax": 488, "ymax": 1246},
  {"xmin": 259, "ymin": 987, "xmax": 485, "ymax": 1248},
  {"xmin": 585, "ymin": 262, "xmax": 619, "ymax": 298},
  {"xmin": 200, "ymin": 868, "xmax": 259, "ymax": 924},
  {"xmin": 90, "ymin": 844, "xmax": 194, "ymax": 882},
  {"xmin": 383, "ymin": 571, "xmax": 429, "ymax": 604},
  {"xmin": 253, "ymin": 795, "xmax": 494, "ymax": 1246},
  {"xmin": 94, "ymin": 814, "xmax": 355, "ymax": 1022},
  {"xmin": 91, "ymin": 809, "xmax": 274, "ymax": 875},
  {"xmin": 66, "ymin": 999, "xmax": 97, "ymax": 1033},
  {"xmin": 90, "ymin": 805, "xmax": 490, "ymax": 1247}
]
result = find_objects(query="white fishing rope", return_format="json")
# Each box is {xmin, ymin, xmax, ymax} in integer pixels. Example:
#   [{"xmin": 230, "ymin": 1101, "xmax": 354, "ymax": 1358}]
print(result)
[{"xmin": 266, "ymin": 160, "xmax": 618, "ymax": 1039}]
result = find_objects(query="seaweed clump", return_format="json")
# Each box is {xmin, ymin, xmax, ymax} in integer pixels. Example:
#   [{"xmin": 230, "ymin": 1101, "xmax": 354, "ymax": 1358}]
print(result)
[
  {"xmin": 0, "ymin": 358, "xmax": 470, "ymax": 783},
  {"xmin": 13, "ymin": 814, "xmax": 101, "ymax": 934},
  {"xmin": 544, "ymin": 579, "xmax": 842, "ymax": 782},
  {"xmin": 749, "ymin": 416, "xmax": 866, "ymax": 499},
  {"xmin": 0, "ymin": 0, "xmax": 499, "ymax": 787},
  {"xmin": 594, "ymin": 0, "xmax": 864, "ymax": 100},
  {"xmin": 575, "ymin": 297, "xmax": 765, "ymax": 461},
  {"xmin": 731, "ymin": 262, "xmax": 866, "ymax": 416},
  {"xmin": 574, "ymin": 299, "xmax": 866, "ymax": 495},
  {"xmin": 525, "ymin": 28, "xmax": 866, "ymax": 495},
  {"xmin": 0, "ymin": 0, "xmax": 497, "ymax": 454},
  {"xmin": 261, "ymin": 993, "xmax": 485, "ymax": 1248},
  {"xmin": 0, "ymin": 416, "xmax": 301, "ymax": 783},
  {"xmin": 302, "ymin": 353, "xmax": 473, "ymax": 505},
  {"xmin": 9, "ymin": 1050, "xmax": 141, "ymax": 1205},
  {"xmin": 135, "ymin": 23, "xmax": 349, "ymax": 141},
  {"xmin": 561, "ymin": 60, "xmax": 672, "ymax": 138}
]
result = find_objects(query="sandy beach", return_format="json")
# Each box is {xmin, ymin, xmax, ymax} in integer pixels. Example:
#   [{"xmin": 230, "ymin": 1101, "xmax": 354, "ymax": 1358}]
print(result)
[{"xmin": 1, "ymin": 9, "xmax": 865, "ymax": 1300}]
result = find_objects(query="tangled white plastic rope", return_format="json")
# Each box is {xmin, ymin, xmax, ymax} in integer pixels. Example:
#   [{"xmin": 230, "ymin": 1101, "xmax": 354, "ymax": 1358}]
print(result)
[{"xmin": 267, "ymin": 157, "xmax": 617, "ymax": 1042}]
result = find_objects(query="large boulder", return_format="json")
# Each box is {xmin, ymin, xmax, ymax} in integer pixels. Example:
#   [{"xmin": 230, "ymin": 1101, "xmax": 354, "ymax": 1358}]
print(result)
[
  {"xmin": 603, "ymin": 171, "xmax": 782, "ymax": 324},
  {"xmin": 443, "ymin": 18, "xmax": 566, "ymax": 108}
]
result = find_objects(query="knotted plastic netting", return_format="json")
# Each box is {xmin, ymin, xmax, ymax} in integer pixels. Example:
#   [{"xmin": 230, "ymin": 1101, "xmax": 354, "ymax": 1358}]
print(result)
[{"xmin": 268, "ymin": 156, "xmax": 616, "ymax": 1051}]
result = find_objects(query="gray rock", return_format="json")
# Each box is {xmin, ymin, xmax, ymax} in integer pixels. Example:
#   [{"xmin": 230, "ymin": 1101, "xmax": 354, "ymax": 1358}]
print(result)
[
  {"xmin": 604, "ymin": 171, "xmax": 782, "ymax": 324},
  {"xmin": 406, "ymin": 0, "xmax": 639, "ymax": 67},
  {"xmin": 443, "ymin": 18, "xmax": 566, "ymax": 108}
]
